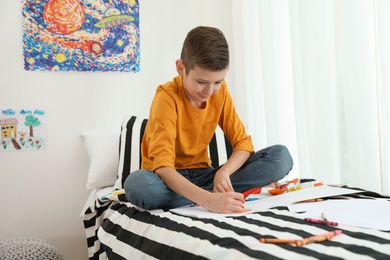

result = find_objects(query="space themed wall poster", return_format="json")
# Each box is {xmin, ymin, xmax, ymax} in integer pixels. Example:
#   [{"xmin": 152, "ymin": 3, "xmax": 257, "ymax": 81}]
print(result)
[{"xmin": 22, "ymin": 0, "xmax": 140, "ymax": 72}]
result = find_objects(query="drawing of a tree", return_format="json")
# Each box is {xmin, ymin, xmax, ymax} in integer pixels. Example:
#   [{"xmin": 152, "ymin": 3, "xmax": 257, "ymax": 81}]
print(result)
[{"xmin": 25, "ymin": 115, "xmax": 41, "ymax": 137}]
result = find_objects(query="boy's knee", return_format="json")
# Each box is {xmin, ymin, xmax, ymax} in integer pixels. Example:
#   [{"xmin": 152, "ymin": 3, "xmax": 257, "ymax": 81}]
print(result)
[
  {"xmin": 124, "ymin": 171, "xmax": 149, "ymax": 206},
  {"xmin": 275, "ymin": 144, "xmax": 293, "ymax": 175},
  {"xmin": 124, "ymin": 171, "xmax": 141, "ymax": 190},
  {"xmin": 124, "ymin": 170, "xmax": 169, "ymax": 209}
]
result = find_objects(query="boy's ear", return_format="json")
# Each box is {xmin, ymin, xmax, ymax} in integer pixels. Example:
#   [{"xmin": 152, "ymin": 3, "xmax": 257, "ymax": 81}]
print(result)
[{"xmin": 175, "ymin": 60, "xmax": 185, "ymax": 76}]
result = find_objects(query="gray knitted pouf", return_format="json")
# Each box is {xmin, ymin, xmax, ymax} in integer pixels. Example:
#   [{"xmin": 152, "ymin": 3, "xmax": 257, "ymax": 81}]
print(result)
[{"xmin": 0, "ymin": 238, "xmax": 64, "ymax": 260}]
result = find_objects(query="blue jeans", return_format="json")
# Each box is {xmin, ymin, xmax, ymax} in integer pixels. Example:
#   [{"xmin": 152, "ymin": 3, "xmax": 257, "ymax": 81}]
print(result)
[{"xmin": 124, "ymin": 144, "xmax": 293, "ymax": 210}]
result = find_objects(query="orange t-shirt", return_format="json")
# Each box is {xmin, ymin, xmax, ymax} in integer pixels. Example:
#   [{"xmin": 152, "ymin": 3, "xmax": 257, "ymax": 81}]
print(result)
[{"xmin": 141, "ymin": 75, "xmax": 254, "ymax": 171}]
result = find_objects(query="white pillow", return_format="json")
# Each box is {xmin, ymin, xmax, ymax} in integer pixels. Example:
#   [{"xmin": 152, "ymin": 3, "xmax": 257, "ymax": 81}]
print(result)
[{"xmin": 81, "ymin": 132, "xmax": 120, "ymax": 189}]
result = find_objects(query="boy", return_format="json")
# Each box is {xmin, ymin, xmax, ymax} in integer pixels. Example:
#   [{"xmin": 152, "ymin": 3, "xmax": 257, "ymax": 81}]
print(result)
[{"xmin": 124, "ymin": 26, "xmax": 293, "ymax": 213}]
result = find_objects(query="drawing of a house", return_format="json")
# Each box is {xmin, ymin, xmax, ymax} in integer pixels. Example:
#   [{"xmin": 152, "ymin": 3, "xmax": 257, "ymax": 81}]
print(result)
[{"xmin": 0, "ymin": 118, "xmax": 18, "ymax": 139}]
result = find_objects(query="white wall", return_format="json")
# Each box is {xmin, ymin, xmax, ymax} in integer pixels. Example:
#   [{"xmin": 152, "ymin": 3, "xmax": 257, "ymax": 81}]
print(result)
[{"xmin": 0, "ymin": 1, "xmax": 236, "ymax": 259}]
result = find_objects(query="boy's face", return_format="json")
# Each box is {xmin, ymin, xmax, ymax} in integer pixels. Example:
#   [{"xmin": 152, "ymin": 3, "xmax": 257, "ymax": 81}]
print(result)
[{"xmin": 176, "ymin": 60, "xmax": 228, "ymax": 109}]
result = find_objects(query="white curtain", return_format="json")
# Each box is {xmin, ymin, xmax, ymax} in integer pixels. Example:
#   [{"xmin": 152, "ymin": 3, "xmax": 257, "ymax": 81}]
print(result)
[{"xmin": 228, "ymin": 0, "xmax": 390, "ymax": 193}]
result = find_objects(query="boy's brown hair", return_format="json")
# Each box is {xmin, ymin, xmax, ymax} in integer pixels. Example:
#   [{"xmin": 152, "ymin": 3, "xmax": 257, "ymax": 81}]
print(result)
[{"xmin": 180, "ymin": 26, "xmax": 229, "ymax": 73}]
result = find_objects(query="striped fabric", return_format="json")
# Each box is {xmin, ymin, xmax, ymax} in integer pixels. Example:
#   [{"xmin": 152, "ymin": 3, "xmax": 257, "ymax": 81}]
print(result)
[
  {"xmin": 114, "ymin": 115, "xmax": 148, "ymax": 189},
  {"xmin": 114, "ymin": 115, "xmax": 232, "ymax": 189},
  {"xmin": 84, "ymin": 190, "xmax": 390, "ymax": 260},
  {"xmin": 83, "ymin": 115, "xmax": 390, "ymax": 259}
]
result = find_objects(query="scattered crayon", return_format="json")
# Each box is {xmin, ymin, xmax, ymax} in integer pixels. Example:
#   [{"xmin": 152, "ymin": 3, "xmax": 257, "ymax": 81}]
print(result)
[
  {"xmin": 305, "ymin": 217, "xmax": 338, "ymax": 226},
  {"xmin": 259, "ymin": 230, "xmax": 342, "ymax": 246},
  {"xmin": 295, "ymin": 230, "xmax": 342, "ymax": 247},
  {"xmin": 260, "ymin": 238, "xmax": 298, "ymax": 244}
]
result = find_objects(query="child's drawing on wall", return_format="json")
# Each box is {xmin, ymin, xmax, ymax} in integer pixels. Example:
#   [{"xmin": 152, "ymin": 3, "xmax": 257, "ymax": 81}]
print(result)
[{"xmin": 1, "ymin": 109, "xmax": 47, "ymax": 151}]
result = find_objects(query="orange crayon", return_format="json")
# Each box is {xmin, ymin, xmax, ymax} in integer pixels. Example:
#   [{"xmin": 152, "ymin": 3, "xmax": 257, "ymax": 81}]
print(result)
[
  {"xmin": 260, "ymin": 238, "xmax": 299, "ymax": 244},
  {"xmin": 295, "ymin": 230, "xmax": 342, "ymax": 246}
]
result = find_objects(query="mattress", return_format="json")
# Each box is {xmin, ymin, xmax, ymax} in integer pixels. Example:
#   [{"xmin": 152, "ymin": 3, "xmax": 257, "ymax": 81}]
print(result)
[{"xmin": 83, "ymin": 185, "xmax": 390, "ymax": 260}]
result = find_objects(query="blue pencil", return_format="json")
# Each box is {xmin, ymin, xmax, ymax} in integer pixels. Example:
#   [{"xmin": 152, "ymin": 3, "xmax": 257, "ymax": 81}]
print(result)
[{"xmin": 245, "ymin": 197, "xmax": 259, "ymax": 201}]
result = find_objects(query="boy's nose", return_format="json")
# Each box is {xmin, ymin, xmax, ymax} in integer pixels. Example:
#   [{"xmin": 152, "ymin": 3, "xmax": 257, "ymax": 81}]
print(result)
[{"xmin": 203, "ymin": 85, "xmax": 213, "ymax": 95}]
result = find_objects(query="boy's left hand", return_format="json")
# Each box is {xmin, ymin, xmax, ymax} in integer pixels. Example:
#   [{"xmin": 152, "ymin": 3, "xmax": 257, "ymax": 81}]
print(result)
[{"xmin": 213, "ymin": 170, "xmax": 234, "ymax": 193}]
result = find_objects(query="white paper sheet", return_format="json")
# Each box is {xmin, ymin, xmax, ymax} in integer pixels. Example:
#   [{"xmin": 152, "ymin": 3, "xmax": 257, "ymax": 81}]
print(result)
[
  {"xmin": 288, "ymin": 199, "xmax": 390, "ymax": 230},
  {"xmin": 170, "ymin": 185, "xmax": 361, "ymax": 218}
]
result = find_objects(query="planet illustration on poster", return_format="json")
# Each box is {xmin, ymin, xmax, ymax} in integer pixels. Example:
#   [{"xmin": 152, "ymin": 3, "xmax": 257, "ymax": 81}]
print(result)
[{"xmin": 43, "ymin": 0, "xmax": 85, "ymax": 35}]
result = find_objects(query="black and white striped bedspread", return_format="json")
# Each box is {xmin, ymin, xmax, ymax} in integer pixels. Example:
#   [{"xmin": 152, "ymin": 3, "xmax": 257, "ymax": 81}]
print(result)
[{"xmin": 84, "ymin": 190, "xmax": 390, "ymax": 260}]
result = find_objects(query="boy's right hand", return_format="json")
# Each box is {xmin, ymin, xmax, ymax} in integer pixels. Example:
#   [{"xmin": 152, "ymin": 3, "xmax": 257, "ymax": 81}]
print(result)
[{"xmin": 203, "ymin": 191, "xmax": 245, "ymax": 214}]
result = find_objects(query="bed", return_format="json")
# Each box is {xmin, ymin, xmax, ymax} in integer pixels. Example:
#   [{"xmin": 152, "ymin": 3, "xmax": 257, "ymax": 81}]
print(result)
[{"xmin": 81, "ymin": 115, "xmax": 390, "ymax": 260}]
